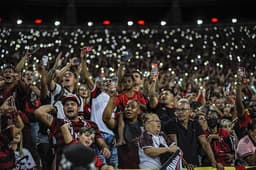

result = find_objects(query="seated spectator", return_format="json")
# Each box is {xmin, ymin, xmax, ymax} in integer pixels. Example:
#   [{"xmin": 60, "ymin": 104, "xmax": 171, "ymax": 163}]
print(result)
[{"xmin": 138, "ymin": 113, "xmax": 182, "ymax": 169}]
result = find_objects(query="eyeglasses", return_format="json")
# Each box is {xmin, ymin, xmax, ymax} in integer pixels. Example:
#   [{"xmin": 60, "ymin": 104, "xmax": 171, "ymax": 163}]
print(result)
[{"xmin": 176, "ymin": 108, "xmax": 190, "ymax": 112}]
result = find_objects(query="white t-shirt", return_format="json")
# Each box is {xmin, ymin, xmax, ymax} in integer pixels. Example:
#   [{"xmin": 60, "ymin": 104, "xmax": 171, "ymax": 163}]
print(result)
[
  {"xmin": 14, "ymin": 148, "xmax": 36, "ymax": 170},
  {"xmin": 139, "ymin": 133, "xmax": 167, "ymax": 168},
  {"xmin": 90, "ymin": 86, "xmax": 114, "ymax": 135}
]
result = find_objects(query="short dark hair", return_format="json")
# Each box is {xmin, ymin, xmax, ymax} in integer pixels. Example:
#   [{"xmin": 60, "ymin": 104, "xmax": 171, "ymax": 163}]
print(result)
[
  {"xmin": 123, "ymin": 73, "xmax": 135, "ymax": 81},
  {"xmin": 248, "ymin": 119, "xmax": 256, "ymax": 131},
  {"xmin": 79, "ymin": 127, "xmax": 96, "ymax": 135},
  {"xmin": 61, "ymin": 143, "xmax": 95, "ymax": 170}
]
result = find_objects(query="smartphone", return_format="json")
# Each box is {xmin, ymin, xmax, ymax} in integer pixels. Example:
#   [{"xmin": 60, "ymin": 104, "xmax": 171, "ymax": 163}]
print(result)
[
  {"xmin": 81, "ymin": 46, "xmax": 93, "ymax": 52},
  {"xmin": 151, "ymin": 63, "xmax": 159, "ymax": 77},
  {"xmin": 42, "ymin": 55, "xmax": 48, "ymax": 66},
  {"xmin": 238, "ymin": 67, "xmax": 246, "ymax": 77}
]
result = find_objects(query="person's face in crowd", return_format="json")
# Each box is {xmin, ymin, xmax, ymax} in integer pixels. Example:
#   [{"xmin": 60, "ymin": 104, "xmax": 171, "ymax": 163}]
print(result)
[
  {"xmin": 144, "ymin": 114, "xmax": 161, "ymax": 135},
  {"xmin": 197, "ymin": 114, "xmax": 208, "ymax": 130},
  {"xmin": 176, "ymin": 101, "xmax": 191, "ymax": 123},
  {"xmin": 159, "ymin": 90, "xmax": 174, "ymax": 105},
  {"xmin": 78, "ymin": 131, "xmax": 95, "ymax": 147},
  {"xmin": 132, "ymin": 72, "xmax": 143, "ymax": 85},
  {"xmin": 220, "ymin": 119, "xmax": 232, "ymax": 133},
  {"xmin": 3, "ymin": 68, "xmax": 15, "ymax": 84},
  {"xmin": 12, "ymin": 131, "xmax": 22, "ymax": 144},
  {"xmin": 23, "ymin": 70, "xmax": 33, "ymax": 85},
  {"xmin": 123, "ymin": 76, "xmax": 134, "ymax": 90},
  {"xmin": 63, "ymin": 100, "xmax": 79, "ymax": 119},
  {"xmin": 78, "ymin": 85, "xmax": 90, "ymax": 99},
  {"xmin": 215, "ymin": 98, "xmax": 225, "ymax": 110},
  {"xmin": 62, "ymin": 71, "xmax": 78, "ymax": 88},
  {"xmin": 124, "ymin": 100, "xmax": 140, "ymax": 122},
  {"xmin": 223, "ymin": 104, "xmax": 232, "ymax": 118}
]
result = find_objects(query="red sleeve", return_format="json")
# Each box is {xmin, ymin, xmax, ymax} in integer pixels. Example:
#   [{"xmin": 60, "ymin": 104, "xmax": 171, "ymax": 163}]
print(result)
[
  {"xmin": 238, "ymin": 111, "xmax": 252, "ymax": 128},
  {"xmin": 114, "ymin": 95, "xmax": 121, "ymax": 106},
  {"xmin": 95, "ymin": 155, "xmax": 103, "ymax": 168},
  {"xmin": 135, "ymin": 92, "xmax": 148, "ymax": 105},
  {"xmin": 219, "ymin": 128, "xmax": 229, "ymax": 138}
]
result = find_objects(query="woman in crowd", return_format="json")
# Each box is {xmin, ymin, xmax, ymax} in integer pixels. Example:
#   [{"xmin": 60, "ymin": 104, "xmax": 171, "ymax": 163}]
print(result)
[{"xmin": 138, "ymin": 113, "xmax": 182, "ymax": 169}]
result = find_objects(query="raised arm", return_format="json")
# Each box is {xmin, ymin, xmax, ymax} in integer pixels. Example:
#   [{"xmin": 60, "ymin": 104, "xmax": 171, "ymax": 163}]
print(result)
[
  {"xmin": 80, "ymin": 50, "xmax": 94, "ymax": 90},
  {"xmin": 15, "ymin": 52, "xmax": 31, "ymax": 73},
  {"xmin": 38, "ymin": 65, "xmax": 49, "ymax": 103},
  {"xmin": 102, "ymin": 96, "xmax": 116, "ymax": 130},
  {"xmin": 34, "ymin": 104, "xmax": 56, "ymax": 127},
  {"xmin": 147, "ymin": 78, "xmax": 158, "ymax": 109},
  {"xmin": 235, "ymin": 76, "xmax": 244, "ymax": 118}
]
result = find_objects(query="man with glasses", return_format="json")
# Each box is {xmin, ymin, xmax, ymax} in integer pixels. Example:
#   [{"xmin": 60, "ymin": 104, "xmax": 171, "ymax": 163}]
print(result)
[{"xmin": 165, "ymin": 98, "xmax": 224, "ymax": 170}]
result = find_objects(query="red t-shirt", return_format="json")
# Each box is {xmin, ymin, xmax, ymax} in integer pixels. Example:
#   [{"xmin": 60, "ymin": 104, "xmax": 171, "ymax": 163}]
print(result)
[{"xmin": 114, "ymin": 91, "xmax": 148, "ymax": 111}]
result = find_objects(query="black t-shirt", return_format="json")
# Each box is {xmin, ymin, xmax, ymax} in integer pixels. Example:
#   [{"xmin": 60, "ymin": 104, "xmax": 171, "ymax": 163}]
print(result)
[
  {"xmin": 164, "ymin": 119, "xmax": 204, "ymax": 165},
  {"xmin": 152, "ymin": 104, "xmax": 176, "ymax": 133}
]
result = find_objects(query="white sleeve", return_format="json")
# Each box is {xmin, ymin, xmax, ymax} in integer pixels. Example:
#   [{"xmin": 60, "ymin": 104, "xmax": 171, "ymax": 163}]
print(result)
[
  {"xmin": 23, "ymin": 149, "xmax": 37, "ymax": 169},
  {"xmin": 50, "ymin": 83, "xmax": 62, "ymax": 104}
]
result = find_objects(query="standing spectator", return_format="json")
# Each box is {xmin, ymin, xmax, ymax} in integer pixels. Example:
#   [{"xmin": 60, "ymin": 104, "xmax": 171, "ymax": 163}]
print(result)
[
  {"xmin": 77, "ymin": 84, "xmax": 91, "ymax": 120},
  {"xmin": 138, "ymin": 113, "xmax": 182, "ymax": 169},
  {"xmin": 150, "ymin": 88, "xmax": 176, "ymax": 133},
  {"xmin": 90, "ymin": 79, "xmax": 117, "ymax": 168},
  {"xmin": 205, "ymin": 112, "xmax": 235, "ymax": 166},
  {"xmin": 11, "ymin": 131, "xmax": 37, "ymax": 170},
  {"xmin": 165, "ymin": 98, "xmax": 224, "ymax": 170},
  {"xmin": 103, "ymin": 99, "xmax": 143, "ymax": 169},
  {"xmin": 236, "ymin": 119, "xmax": 256, "ymax": 166},
  {"xmin": 35, "ymin": 95, "xmax": 110, "ymax": 168},
  {"xmin": 0, "ymin": 96, "xmax": 24, "ymax": 169},
  {"xmin": 114, "ymin": 73, "xmax": 148, "ymax": 146}
]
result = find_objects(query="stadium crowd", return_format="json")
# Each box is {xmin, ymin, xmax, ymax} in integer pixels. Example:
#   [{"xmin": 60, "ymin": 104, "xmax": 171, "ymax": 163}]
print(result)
[{"xmin": 0, "ymin": 24, "xmax": 256, "ymax": 170}]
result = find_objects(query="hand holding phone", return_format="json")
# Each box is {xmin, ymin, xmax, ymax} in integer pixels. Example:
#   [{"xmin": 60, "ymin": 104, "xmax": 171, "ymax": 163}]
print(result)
[
  {"xmin": 238, "ymin": 67, "xmax": 246, "ymax": 77},
  {"xmin": 151, "ymin": 63, "xmax": 159, "ymax": 80}
]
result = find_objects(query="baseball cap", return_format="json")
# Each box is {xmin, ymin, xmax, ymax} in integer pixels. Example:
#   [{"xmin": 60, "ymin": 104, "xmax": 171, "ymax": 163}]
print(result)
[{"xmin": 61, "ymin": 95, "xmax": 80, "ymax": 106}]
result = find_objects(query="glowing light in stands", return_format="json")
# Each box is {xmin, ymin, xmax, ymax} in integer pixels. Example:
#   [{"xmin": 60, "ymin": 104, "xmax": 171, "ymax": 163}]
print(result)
[
  {"xmin": 127, "ymin": 21, "xmax": 133, "ymax": 26},
  {"xmin": 232, "ymin": 18, "xmax": 237, "ymax": 23},
  {"xmin": 137, "ymin": 20, "xmax": 145, "ymax": 25},
  {"xmin": 103, "ymin": 20, "xmax": 111, "ymax": 25},
  {"xmin": 197, "ymin": 19, "xmax": 203, "ymax": 25},
  {"xmin": 54, "ymin": 21, "xmax": 61, "ymax": 26},
  {"xmin": 34, "ymin": 19, "xmax": 43, "ymax": 25},
  {"xmin": 17, "ymin": 19, "xmax": 23, "ymax": 25},
  {"xmin": 211, "ymin": 17, "xmax": 218, "ymax": 23},
  {"xmin": 88, "ymin": 21, "xmax": 93, "ymax": 27},
  {"xmin": 160, "ymin": 21, "xmax": 167, "ymax": 26}
]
